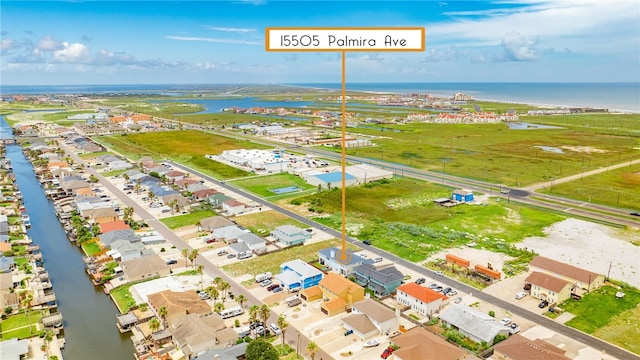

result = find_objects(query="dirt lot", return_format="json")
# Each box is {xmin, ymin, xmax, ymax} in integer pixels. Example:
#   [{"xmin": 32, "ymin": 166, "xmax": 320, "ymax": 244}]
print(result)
[{"xmin": 517, "ymin": 219, "xmax": 640, "ymax": 287}]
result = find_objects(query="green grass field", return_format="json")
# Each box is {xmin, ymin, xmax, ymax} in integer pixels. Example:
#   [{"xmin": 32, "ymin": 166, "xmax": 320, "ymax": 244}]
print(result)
[
  {"xmin": 560, "ymin": 283, "xmax": 640, "ymax": 354},
  {"xmin": 232, "ymin": 211, "xmax": 309, "ymax": 236},
  {"xmin": 81, "ymin": 241, "xmax": 102, "ymax": 256},
  {"xmin": 96, "ymin": 130, "xmax": 261, "ymax": 179},
  {"xmin": 160, "ymin": 209, "xmax": 217, "ymax": 229},
  {"xmin": 282, "ymin": 177, "xmax": 563, "ymax": 264},
  {"xmin": 229, "ymin": 173, "xmax": 316, "ymax": 198},
  {"xmin": 0, "ymin": 311, "xmax": 42, "ymax": 340}
]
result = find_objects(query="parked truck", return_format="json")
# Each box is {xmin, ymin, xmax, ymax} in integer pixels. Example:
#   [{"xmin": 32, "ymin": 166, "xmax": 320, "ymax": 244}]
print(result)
[{"xmin": 255, "ymin": 272, "xmax": 272, "ymax": 283}]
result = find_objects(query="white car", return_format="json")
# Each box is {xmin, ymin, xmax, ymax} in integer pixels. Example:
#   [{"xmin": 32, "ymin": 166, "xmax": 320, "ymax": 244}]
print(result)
[
  {"xmin": 515, "ymin": 292, "xmax": 527, "ymax": 300},
  {"xmin": 374, "ymin": 257, "xmax": 383, "ymax": 263},
  {"xmin": 500, "ymin": 318, "xmax": 512, "ymax": 326},
  {"xmin": 269, "ymin": 323, "xmax": 282, "ymax": 335}
]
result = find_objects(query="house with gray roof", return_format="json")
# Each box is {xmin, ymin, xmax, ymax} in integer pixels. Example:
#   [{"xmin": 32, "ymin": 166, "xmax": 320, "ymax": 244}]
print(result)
[
  {"xmin": 439, "ymin": 304, "xmax": 511, "ymax": 344},
  {"xmin": 99, "ymin": 229, "xmax": 140, "ymax": 247},
  {"xmin": 121, "ymin": 254, "xmax": 170, "ymax": 282},
  {"xmin": 0, "ymin": 257, "xmax": 15, "ymax": 273},
  {"xmin": 199, "ymin": 216, "xmax": 234, "ymax": 232},
  {"xmin": 170, "ymin": 313, "xmax": 238, "ymax": 359},
  {"xmin": 319, "ymin": 247, "xmax": 370, "ymax": 276},
  {"xmin": 207, "ymin": 193, "xmax": 233, "ymax": 208},
  {"xmin": 353, "ymin": 263, "xmax": 404, "ymax": 297},
  {"xmin": 0, "ymin": 338, "xmax": 29, "ymax": 360},
  {"xmin": 0, "ymin": 215, "xmax": 8, "ymax": 236},
  {"xmin": 148, "ymin": 185, "xmax": 177, "ymax": 198},
  {"xmin": 212, "ymin": 225, "xmax": 248, "ymax": 243},
  {"xmin": 109, "ymin": 239, "xmax": 150, "ymax": 261},
  {"xmin": 271, "ymin": 225, "xmax": 310, "ymax": 246},
  {"xmin": 193, "ymin": 342, "xmax": 248, "ymax": 360},
  {"xmin": 186, "ymin": 183, "xmax": 208, "ymax": 193},
  {"xmin": 237, "ymin": 232, "xmax": 266, "ymax": 252}
]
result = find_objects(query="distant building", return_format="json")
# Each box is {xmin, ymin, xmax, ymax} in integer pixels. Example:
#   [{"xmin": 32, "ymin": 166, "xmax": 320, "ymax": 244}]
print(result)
[
  {"xmin": 493, "ymin": 334, "xmax": 570, "ymax": 360},
  {"xmin": 452, "ymin": 189, "xmax": 474, "ymax": 203},
  {"xmin": 270, "ymin": 225, "xmax": 311, "ymax": 247},
  {"xmin": 391, "ymin": 327, "xmax": 467, "ymax": 360},
  {"xmin": 529, "ymin": 256, "xmax": 604, "ymax": 291},
  {"xmin": 306, "ymin": 172, "xmax": 357, "ymax": 190}
]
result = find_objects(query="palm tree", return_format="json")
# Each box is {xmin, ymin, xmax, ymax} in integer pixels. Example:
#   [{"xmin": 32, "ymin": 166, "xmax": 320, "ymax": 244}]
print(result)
[
  {"xmin": 235, "ymin": 294, "xmax": 247, "ymax": 309},
  {"xmin": 21, "ymin": 292, "xmax": 34, "ymax": 334},
  {"xmin": 213, "ymin": 277, "xmax": 223, "ymax": 288},
  {"xmin": 158, "ymin": 306, "xmax": 168, "ymax": 328},
  {"xmin": 123, "ymin": 206, "xmax": 134, "ymax": 224},
  {"xmin": 205, "ymin": 286, "xmax": 219, "ymax": 302},
  {"xmin": 138, "ymin": 302, "xmax": 149, "ymax": 312},
  {"xmin": 148, "ymin": 317, "xmax": 160, "ymax": 335},
  {"xmin": 214, "ymin": 302, "xmax": 225, "ymax": 314},
  {"xmin": 188, "ymin": 248, "xmax": 199, "ymax": 267},
  {"xmin": 219, "ymin": 281, "xmax": 231, "ymax": 300},
  {"xmin": 181, "ymin": 248, "xmax": 189, "ymax": 267},
  {"xmin": 123, "ymin": 173, "xmax": 130, "ymax": 183},
  {"xmin": 148, "ymin": 191, "xmax": 156, "ymax": 202},
  {"xmin": 169, "ymin": 199, "xmax": 178, "ymax": 214},
  {"xmin": 277, "ymin": 314, "xmax": 288, "ymax": 347},
  {"xmin": 259, "ymin": 304, "xmax": 271, "ymax": 337},
  {"xmin": 306, "ymin": 341, "xmax": 318, "ymax": 360},
  {"xmin": 196, "ymin": 264, "xmax": 204, "ymax": 291},
  {"xmin": 248, "ymin": 305, "xmax": 259, "ymax": 325},
  {"xmin": 195, "ymin": 220, "xmax": 202, "ymax": 232}
]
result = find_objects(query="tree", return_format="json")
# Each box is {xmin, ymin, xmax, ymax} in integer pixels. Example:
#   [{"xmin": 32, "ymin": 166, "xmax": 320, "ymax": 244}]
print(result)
[
  {"xmin": 21, "ymin": 292, "xmax": 33, "ymax": 334},
  {"xmin": 123, "ymin": 173, "xmax": 130, "ymax": 183},
  {"xmin": 219, "ymin": 281, "xmax": 231, "ymax": 300},
  {"xmin": 148, "ymin": 317, "xmax": 161, "ymax": 335},
  {"xmin": 169, "ymin": 199, "xmax": 178, "ymax": 214},
  {"xmin": 158, "ymin": 306, "xmax": 168, "ymax": 327},
  {"xmin": 259, "ymin": 304, "xmax": 271, "ymax": 337},
  {"xmin": 246, "ymin": 338, "xmax": 278, "ymax": 360},
  {"xmin": 306, "ymin": 341, "xmax": 318, "ymax": 360},
  {"xmin": 196, "ymin": 264, "xmax": 205, "ymax": 291},
  {"xmin": 188, "ymin": 248, "xmax": 199, "ymax": 267},
  {"xmin": 248, "ymin": 305, "xmax": 259, "ymax": 324},
  {"xmin": 206, "ymin": 286, "xmax": 219, "ymax": 302},
  {"xmin": 235, "ymin": 294, "xmax": 247, "ymax": 308},
  {"xmin": 276, "ymin": 314, "xmax": 288, "ymax": 347},
  {"xmin": 181, "ymin": 248, "xmax": 189, "ymax": 267},
  {"xmin": 195, "ymin": 221, "xmax": 202, "ymax": 232},
  {"xmin": 148, "ymin": 191, "xmax": 156, "ymax": 202},
  {"xmin": 214, "ymin": 302, "xmax": 225, "ymax": 314}
]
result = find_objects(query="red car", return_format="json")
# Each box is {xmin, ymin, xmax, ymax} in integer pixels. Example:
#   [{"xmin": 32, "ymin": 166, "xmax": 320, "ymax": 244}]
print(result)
[{"xmin": 381, "ymin": 347, "xmax": 394, "ymax": 359}]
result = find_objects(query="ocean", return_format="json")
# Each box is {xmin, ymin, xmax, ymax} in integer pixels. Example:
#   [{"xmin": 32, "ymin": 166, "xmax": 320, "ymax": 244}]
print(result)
[{"xmin": 1, "ymin": 82, "xmax": 638, "ymax": 113}]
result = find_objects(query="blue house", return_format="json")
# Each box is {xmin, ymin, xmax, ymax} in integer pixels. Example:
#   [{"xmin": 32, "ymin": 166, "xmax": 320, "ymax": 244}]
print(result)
[
  {"xmin": 276, "ymin": 259, "xmax": 323, "ymax": 291},
  {"xmin": 452, "ymin": 189, "xmax": 474, "ymax": 203}
]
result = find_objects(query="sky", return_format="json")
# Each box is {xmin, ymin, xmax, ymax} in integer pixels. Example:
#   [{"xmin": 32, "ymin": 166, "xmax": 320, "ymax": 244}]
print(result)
[{"xmin": 1, "ymin": 0, "xmax": 639, "ymax": 85}]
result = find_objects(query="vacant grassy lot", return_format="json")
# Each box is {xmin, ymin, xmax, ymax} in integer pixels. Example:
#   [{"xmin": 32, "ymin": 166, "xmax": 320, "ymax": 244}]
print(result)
[
  {"xmin": 539, "ymin": 163, "xmax": 640, "ymax": 210},
  {"xmin": 109, "ymin": 283, "xmax": 138, "ymax": 313},
  {"xmin": 81, "ymin": 241, "xmax": 102, "ymax": 256},
  {"xmin": 230, "ymin": 173, "xmax": 316, "ymax": 198},
  {"xmin": 222, "ymin": 239, "xmax": 360, "ymax": 278},
  {"xmin": 282, "ymin": 177, "xmax": 563, "ymax": 264},
  {"xmin": 232, "ymin": 210, "xmax": 309, "ymax": 236},
  {"xmin": 0, "ymin": 311, "xmax": 42, "ymax": 340},
  {"xmin": 96, "ymin": 131, "xmax": 261, "ymax": 179},
  {"xmin": 160, "ymin": 209, "xmax": 217, "ymax": 229},
  {"xmin": 560, "ymin": 283, "xmax": 640, "ymax": 354}
]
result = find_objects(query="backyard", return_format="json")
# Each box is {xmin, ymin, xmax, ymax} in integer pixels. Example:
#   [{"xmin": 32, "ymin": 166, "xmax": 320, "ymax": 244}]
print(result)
[
  {"xmin": 160, "ymin": 209, "xmax": 217, "ymax": 230},
  {"xmin": 0, "ymin": 311, "xmax": 42, "ymax": 340},
  {"xmin": 232, "ymin": 210, "xmax": 309, "ymax": 237}
]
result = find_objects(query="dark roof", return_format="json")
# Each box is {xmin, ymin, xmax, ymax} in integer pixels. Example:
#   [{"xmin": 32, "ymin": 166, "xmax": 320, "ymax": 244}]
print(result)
[{"xmin": 353, "ymin": 263, "xmax": 404, "ymax": 285}]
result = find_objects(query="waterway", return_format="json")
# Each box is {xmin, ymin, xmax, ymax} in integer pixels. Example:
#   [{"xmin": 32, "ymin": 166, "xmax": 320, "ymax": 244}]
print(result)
[{"xmin": 1, "ymin": 115, "xmax": 134, "ymax": 359}]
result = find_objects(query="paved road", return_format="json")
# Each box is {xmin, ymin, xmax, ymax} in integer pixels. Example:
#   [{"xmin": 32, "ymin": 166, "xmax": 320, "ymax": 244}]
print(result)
[
  {"xmin": 167, "ymin": 159, "xmax": 640, "ymax": 360},
  {"xmin": 59, "ymin": 142, "xmax": 332, "ymax": 360}
]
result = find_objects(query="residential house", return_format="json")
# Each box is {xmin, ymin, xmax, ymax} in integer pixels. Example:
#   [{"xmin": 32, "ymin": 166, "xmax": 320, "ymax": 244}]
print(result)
[
  {"xmin": 396, "ymin": 282, "xmax": 449, "ymax": 316},
  {"xmin": 529, "ymin": 256, "xmax": 604, "ymax": 292},
  {"xmin": 0, "ymin": 215, "xmax": 8, "ymax": 237},
  {"xmin": 493, "ymin": 334, "xmax": 571, "ymax": 360},
  {"xmin": 0, "ymin": 257, "xmax": 15, "ymax": 273},
  {"xmin": 109, "ymin": 239, "xmax": 151, "ymax": 261},
  {"xmin": 391, "ymin": 327, "xmax": 468, "ymax": 360},
  {"xmin": 164, "ymin": 170, "xmax": 186, "ymax": 182},
  {"xmin": 271, "ymin": 225, "xmax": 310, "ymax": 247},
  {"xmin": 108, "ymin": 160, "xmax": 133, "ymax": 171},
  {"xmin": 353, "ymin": 263, "xmax": 404, "ymax": 297},
  {"xmin": 121, "ymin": 254, "xmax": 170, "ymax": 282},
  {"xmin": 318, "ymin": 273, "xmax": 365, "ymax": 316},
  {"xmin": 439, "ymin": 304, "xmax": 511, "ymax": 344},
  {"xmin": 318, "ymin": 247, "xmax": 368, "ymax": 276},
  {"xmin": 199, "ymin": 216, "xmax": 234, "ymax": 232},
  {"xmin": 99, "ymin": 229, "xmax": 140, "ymax": 248},
  {"xmin": 222, "ymin": 199, "xmax": 246, "ymax": 215},
  {"xmin": 211, "ymin": 225, "xmax": 248, "ymax": 243},
  {"xmin": 0, "ymin": 338, "xmax": 29, "ymax": 360},
  {"xmin": 161, "ymin": 193, "xmax": 190, "ymax": 212},
  {"xmin": 276, "ymin": 259, "xmax": 323, "ymax": 291},
  {"xmin": 192, "ymin": 189, "xmax": 217, "ymax": 202},
  {"xmin": 0, "ymin": 272, "xmax": 19, "ymax": 308},
  {"xmin": 169, "ymin": 313, "xmax": 239, "ymax": 360},
  {"xmin": 98, "ymin": 220, "xmax": 131, "ymax": 235},
  {"xmin": 61, "ymin": 179, "xmax": 91, "ymax": 195},
  {"xmin": 87, "ymin": 207, "xmax": 119, "ymax": 224},
  {"xmin": 176, "ymin": 178, "xmax": 200, "ymax": 189},
  {"xmin": 524, "ymin": 271, "xmax": 573, "ymax": 304},
  {"xmin": 342, "ymin": 298, "xmax": 398, "ymax": 339},
  {"xmin": 236, "ymin": 232, "xmax": 266, "ymax": 252},
  {"xmin": 192, "ymin": 342, "xmax": 248, "ymax": 360},
  {"xmin": 147, "ymin": 289, "xmax": 212, "ymax": 323},
  {"xmin": 186, "ymin": 183, "xmax": 208, "ymax": 193},
  {"xmin": 207, "ymin": 193, "xmax": 232, "ymax": 208}
]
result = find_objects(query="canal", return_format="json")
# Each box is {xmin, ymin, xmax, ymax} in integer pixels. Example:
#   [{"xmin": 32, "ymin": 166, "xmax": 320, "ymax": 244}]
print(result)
[{"xmin": 1, "ymin": 115, "xmax": 134, "ymax": 359}]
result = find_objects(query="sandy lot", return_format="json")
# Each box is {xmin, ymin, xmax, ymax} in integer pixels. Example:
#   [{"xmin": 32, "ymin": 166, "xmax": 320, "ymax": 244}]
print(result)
[
  {"xmin": 517, "ymin": 219, "xmax": 640, "ymax": 288},
  {"xmin": 429, "ymin": 247, "xmax": 514, "ymax": 273}
]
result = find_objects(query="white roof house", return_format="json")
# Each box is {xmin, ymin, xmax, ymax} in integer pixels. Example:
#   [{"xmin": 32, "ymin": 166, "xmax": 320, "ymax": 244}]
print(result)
[{"xmin": 439, "ymin": 304, "xmax": 510, "ymax": 344}]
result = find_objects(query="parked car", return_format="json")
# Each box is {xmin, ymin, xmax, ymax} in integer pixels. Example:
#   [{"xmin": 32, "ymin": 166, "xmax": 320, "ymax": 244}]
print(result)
[
  {"xmin": 272, "ymin": 286, "xmax": 283, "ymax": 293},
  {"xmin": 538, "ymin": 300, "xmax": 549, "ymax": 308},
  {"xmin": 435, "ymin": 286, "xmax": 443, "ymax": 292},
  {"xmin": 442, "ymin": 287, "xmax": 452, "ymax": 295},
  {"xmin": 260, "ymin": 279, "xmax": 272, "ymax": 287},
  {"xmin": 524, "ymin": 283, "xmax": 532, "ymax": 291},
  {"xmin": 238, "ymin": 251, "xmax": 252, "ymax": 260},
  {"xmin": 381, "ymin": 347, "xmax": 395, "ymax": 359},
  {"xmin": 269, "ymin": 323, "xmax": 282, "ymax": 335},
  {"xmin": 165, "ymin": 259, "xmax": 178, "ymax": 265},
  {"xmin": 500, "ymin": 317, "xmax": 512, "ymax": 326},
  {"xmin": 227, "ymin": 253, "xmax": 236, "ymax": 259},
  {"xmin": 205, "ymin": 238, "xmax": 215, "ymax": 244},
  {"xmin": 434, "ymin": 270, "xmax": 444, "ymax": 276},
  {"xmin": 454, "ymin": 297, "xmax": 462, "ymax": 304},
  {"xmin": 448, "ymin": 290, "xmax": 457, "ymax": 296},
  {"xmin": 344, "ymin": 329, "xmax": 354, "ymax": 336},
  {"xmin": 363, "ymin": 240, "xmax": 372, "ymax": 245},
  {"xmin": 515, "ymin": 292, "xmax": 527, "ymax": 300},
  {"xmin": 217, "ymin": 249, "xmax": 228, "ymax": 256},
  {"xmin": 415, "ymin": 278, "xmax": 426, "ymax": 285},
  {"xmin": 198, "ymin": 291, "xmax": 210, "ymax": 300},
  {"xmin": 374, "ymin": 257, "xmax": 383, "ymax": 263},
  {"xmin": 428, "ymin": 283, "xmax": 439, "ymax": 289},
  {"xmin": 266, "ymin": 284, "xmax": 279, "ymax": 291}
]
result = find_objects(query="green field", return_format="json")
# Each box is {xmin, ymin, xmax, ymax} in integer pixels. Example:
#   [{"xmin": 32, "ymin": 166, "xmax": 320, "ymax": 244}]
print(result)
[
  {"xmin": 560, "ymin": 283, "xmax": 640, "ymax": 354},
  {"xmin": 229, "ymin": 173, "xmax": 316, "ymax": 198},
  {"xmin": 232, "ymin": 211, "xmax": 309, "ymax": 237},
  {"xmin": 95, "ymin": 130, "xmax": 261, "ymax": 179},
  {"xmin": 282, "ymin": 177, "xmax": 563, "ymax": 265},
  {"xmin": 160, "ymin": 209, "xmax": 217, "ymax": 229},
  {"xmin": 0, "ymin": 311, "xmax": 42, "ymax": 340}
]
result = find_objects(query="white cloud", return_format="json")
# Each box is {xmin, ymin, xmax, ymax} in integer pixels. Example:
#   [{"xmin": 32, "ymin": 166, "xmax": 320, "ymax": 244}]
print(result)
[
  {"xmin": 37, "ymin": 35, "xmax": 63, "ymax": 51},
  {"xmin": 166, "ymin": 35, "xmax": 261, "ymax": 45},
  {"xmin": 1, "ymin": 38, "xmax": 15, "ymax": 52},
  {"xmin": 206, "ymin": 26, "xmax": 256, "ymax": 33},
  {"xmin": 52, "ymin": 42, "xmax": 90, "ymax": 63},
  {"xmin": 500, "ymin": 31, "xmax": 538, "ymax": 61}
]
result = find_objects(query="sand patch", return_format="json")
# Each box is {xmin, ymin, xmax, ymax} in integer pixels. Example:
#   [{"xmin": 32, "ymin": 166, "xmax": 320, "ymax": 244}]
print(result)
[
  {"xmin": 517, "ymin": 219, "xmax": 640, "ymax": 287},
  {"xmin": 560, "ymin": 145, "xmax": 608, "ymax": 154},
  {"xmin": 429, "ymin": 247, "xmax": 514, "ymax": 272}
]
